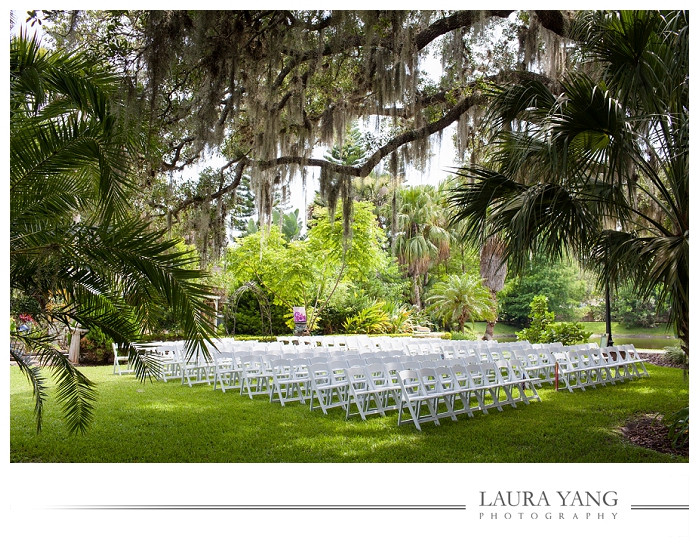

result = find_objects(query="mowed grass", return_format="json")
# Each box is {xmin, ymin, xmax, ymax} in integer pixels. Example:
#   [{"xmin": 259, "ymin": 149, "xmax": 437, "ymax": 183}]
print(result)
[{"xmin": 9, "ymin": 364, "xmax": 688, "ymax": 463}]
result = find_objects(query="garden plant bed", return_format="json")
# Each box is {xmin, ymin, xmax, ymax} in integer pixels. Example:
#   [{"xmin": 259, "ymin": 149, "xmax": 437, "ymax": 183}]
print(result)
[
  {"xmin": 619, "ymin": 413, "xmax": 688, "ymax": 458},
  {"xmin": 639, "ymin": 352, "xmax": 687, "ymax": 369}
]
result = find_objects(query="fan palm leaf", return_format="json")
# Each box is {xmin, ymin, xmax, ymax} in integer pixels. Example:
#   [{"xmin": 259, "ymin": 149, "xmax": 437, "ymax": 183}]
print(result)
[{"xmin": 447, "ymin": 10, "xmax": 688, "ymax": 354}]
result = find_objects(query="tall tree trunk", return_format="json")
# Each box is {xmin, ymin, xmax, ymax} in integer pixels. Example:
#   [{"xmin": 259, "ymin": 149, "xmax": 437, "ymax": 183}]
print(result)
[
  {"xmin": 411, "ymin": 274, "xmax": 422, "ymax": 309},
  {"xmin": 483, "ymin": 289, "xmax": 498, "ymax": 340},
  {"xmin": 480, "ymin": 236, "xmax": 507, "ymax": 340}
]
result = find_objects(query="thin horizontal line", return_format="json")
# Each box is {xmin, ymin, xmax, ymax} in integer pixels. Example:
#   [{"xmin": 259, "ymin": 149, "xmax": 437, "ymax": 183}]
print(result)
[
  {"xmin": 50, "ymin": 504, "xmax": 467, "ymax": 511},
  {"xmin": 630, "ymin": 505, "xmax": 689, "ymax": 510}
]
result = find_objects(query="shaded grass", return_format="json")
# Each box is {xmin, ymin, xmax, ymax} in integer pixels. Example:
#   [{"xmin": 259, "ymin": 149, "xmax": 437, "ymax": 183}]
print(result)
[{"xmin": 9, "ymin": 364, "xmax": 688, "ymax": 463}]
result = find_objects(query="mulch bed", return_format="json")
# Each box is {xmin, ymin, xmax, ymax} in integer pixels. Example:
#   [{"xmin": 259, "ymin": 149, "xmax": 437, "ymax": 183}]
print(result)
[
  {"xmin": 638, "ymin": 352, "xmax": 687, "ymax": 369},
  {"xmin": 619, "ymin": 353, "xmax": 689, "ymax": 457},
  {"xmin": 619, "ymin": 414, "xmax": 688, "ymax": 457}
]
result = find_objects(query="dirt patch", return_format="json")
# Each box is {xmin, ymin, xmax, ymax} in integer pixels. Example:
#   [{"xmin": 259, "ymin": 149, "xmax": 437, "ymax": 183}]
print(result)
[{"xmin": 619, "ymin": 414, "xmax": 688, "ymax": 457}]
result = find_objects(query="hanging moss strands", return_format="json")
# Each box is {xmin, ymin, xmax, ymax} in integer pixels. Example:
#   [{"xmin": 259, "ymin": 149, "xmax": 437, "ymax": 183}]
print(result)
[{"xmin": 39, "ymin": 10, "xmax": 574, "ymax": 251}]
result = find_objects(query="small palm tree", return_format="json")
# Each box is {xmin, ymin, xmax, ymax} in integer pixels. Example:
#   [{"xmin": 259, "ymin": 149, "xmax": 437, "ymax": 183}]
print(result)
[
  {"xmin": 392, "ymin": 186, "xmax": 450, "ymax": 309},
  {"xmin": 426, "ymin": 274, "xmax": 495, "ymax": 334},
  {"xmin": 10, "ymin": 33, "xmax": 215, "ymax": 433}
]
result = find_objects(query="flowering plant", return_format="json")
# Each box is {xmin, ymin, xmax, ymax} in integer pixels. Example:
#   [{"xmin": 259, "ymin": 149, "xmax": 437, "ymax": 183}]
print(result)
[{"xmin": 293, "ymin": 308, "xmax": 306, "ymax": 322}]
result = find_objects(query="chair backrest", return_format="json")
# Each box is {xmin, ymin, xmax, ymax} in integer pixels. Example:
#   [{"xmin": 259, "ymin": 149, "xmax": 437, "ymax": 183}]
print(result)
[
  {"xmin": 397, "ymin": 368, "xmax": 422, "ymax": 397},
  {"xmin": 601, "ymin": 346, "xmax": 621, "ymax": 363},
  {"xmin": 213, "ymin": 350, "xmax": 236, "ymax": 366},
  {"xmin": 400, "ymin": 359, "xmax": 422, "ymax": 371},
  {"xmin": 346, "ymin": 366, "xmax": 370, "ymax": 391},
  {"xmin": 345, "ymin": 357, "xmax": 367, "ymax": 368},
  {"xmin": 365, "ymin": 363, "xmax": 391, "ymax": 389},
  {"xmin": 268, "ymin": 358, "xmax": 291, "ymax": 380},
  {"xmin": 499, "ymin": 358, "xmax": 526, "ymax": 382},
  {"xmin": 567, "ymin": 350, "xmax": 582, "ymax": 368},
  {"xmin": 435, "ymin": 365, "xmax": 457, "ymax": 391},
  {"xmin": 449, "ymin": 363, "xmax": 470, "ymax": 388},
  {"xmin": 418, "ymin": 367, "xmax": 441, "ymax": 396},
  {"xmin": 237, "ymin": 354, "xmax": 265, "ymax": 371}
]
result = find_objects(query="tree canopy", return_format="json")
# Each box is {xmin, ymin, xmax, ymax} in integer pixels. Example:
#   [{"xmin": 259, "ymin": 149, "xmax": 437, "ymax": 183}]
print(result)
[{"xmin": 32, "ymin": 9, "xmax": 575, "ymax": 240}]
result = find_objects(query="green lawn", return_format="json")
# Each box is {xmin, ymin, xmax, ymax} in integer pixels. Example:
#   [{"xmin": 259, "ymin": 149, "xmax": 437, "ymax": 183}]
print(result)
[{"xmin": 10, "ymin": 363, "xmax": 688, "ymax": 463}]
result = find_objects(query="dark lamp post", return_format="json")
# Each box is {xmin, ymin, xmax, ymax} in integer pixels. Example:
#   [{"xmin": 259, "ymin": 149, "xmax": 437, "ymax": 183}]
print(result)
[{"xmin": 605, "ymin": 277, "xmax": 614, "ymax": 347}]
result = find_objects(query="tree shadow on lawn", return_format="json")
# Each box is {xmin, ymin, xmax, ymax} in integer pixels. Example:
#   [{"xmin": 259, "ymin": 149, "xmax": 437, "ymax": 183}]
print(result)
[{"xmin": 10, "ymin": 365, "xmax": 687, "ymax": 463}]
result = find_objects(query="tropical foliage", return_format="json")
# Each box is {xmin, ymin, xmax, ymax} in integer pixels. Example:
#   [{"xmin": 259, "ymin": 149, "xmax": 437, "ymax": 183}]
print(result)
[
  {"xmin": 10, "ymin": 33, "xmax": 215, "ymax": 432},
  {"xmin": 516, "ymin": 296, "xmax": 592, "ymax": 346},
  {"xmin": 499, "ymin": 254, "xmax": 590, "ymax": 324},
  {"xmin": 447, "ymin": 10, "xmax": 688, "ymax": 355},
  {"xmin": 426, "ymin": 274, "xmax": 495, "ymax": 333},
  {"xmin": 392, "ymin": 185, "xmax": 451, "ymax": 308},
  {"xmin": 223, "ymin": 201, "xmax": 387, "ymax": 331}
]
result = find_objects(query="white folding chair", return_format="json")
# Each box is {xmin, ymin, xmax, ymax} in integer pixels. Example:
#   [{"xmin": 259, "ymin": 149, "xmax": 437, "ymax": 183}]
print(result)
[
  {"xmin": 212, "ymin": 350, "xmax": 241, "ymax": 392},
  {"xmin": 365, "ymin": 362, "xmax": 402, "ymax": 412},
  {"xmin": 618, "ymin": 344, "xmax": 649, "ymax": 377},
  {"xmin": 396, "ymin": 368, "xmax": 441, "ymax": 430},
  {"xmin": 238, "ymin": 354, "xmax": 272, "ymax": 398},
  {"xmin": 600, "ymin": 346, "xmax": 633, "ymax": 382},
  {"xmin": 434, "ymin": 365, "xmax": 468, "ymax": 419},
  {"xmin": 466, "ymin": 362, "xmax": 504, "ymax": 413},
  {"xmin": 112, "ymin": 343, "xmax": 132, "ymax": 375},
  {"xmin": 524, "ymin": 348, "xmax": 557, "ymax": 386},
  {"xmin": 181, "ymin": 344, "xmax": 216, "ymax": 387},
  {"xmin": 270, "ymin": 357, "xmax": 309, "ymax": 406},
  {"xmin": 346, "ymin": 366, "xmax": 386, "ymax": 420},
  {"xmin": 497, "ymin": 359, "xmax": 540, "ymax": 405},
  {"xmin": 308, "ymin": 362, "xmax": 349, "ymax": 414},
  {"xmin": 447, "ymin": 362, "xmax": 480, "ymax": 417},
  {"xmin": 155, "ymin": 342, "xmax": 183, "ymax": 382}
]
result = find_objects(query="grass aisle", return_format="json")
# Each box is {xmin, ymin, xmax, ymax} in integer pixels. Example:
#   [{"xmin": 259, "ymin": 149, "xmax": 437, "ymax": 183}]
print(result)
[{"xmin": 10, "ymin": 364, "xmax": 688, "ymax": 463}]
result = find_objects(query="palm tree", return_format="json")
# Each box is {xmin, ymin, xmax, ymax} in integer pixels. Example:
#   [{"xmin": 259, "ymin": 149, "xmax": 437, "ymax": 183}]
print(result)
[
  {"xmin": 10, "ymin": 33, "xmax": 216, "ymax": 433},
  {"xmin": 426, "ymin": 274, "xmax": 496, "ymax": 334},
  {"xmin": 447, "ymin": 11, "xmax": 688, "ymax": 356},
  {"xmin": 392, "ymin": 185, "xmax": 450, "ymax": 309}
]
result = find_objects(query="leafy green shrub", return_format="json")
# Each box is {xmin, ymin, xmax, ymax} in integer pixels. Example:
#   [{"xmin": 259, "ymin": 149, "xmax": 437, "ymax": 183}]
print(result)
[
  {"xmin": 667, "ymin": 406, "xmax": 689, "ymax": 449},
  {"xmin": 342, "ymin": 301, "xmax": 390, "ymax": 334},
  {"xmin": 498, "ymin": 255, "xmax": 589, "ymax": 324},
  {"xmin": 663, "ymin": 345, "xmax": 687, "ymax": 367},
  {"xmin": 383, "ymin": 302, "xmax": 418, "ymax": 334},
  {"xmin": 517, "ymin": 295, "xmax": 592, "ymax": 345},
  {"xmin": 231, "ymin": 334, "xmax": 278, "ymax": 342},
  {"xmin": 10, "ymin": 294, "xmax": 42, "ymax": 318},
  {"xmin": 547, "ymin": 323, "xmax": 592, "ymax": 346},
  {"xmin": 225, "ymin": 290, "xmax": 289, "ymax": 335},
  {"xmin": 81, "ymin": 327, "xmax": 114, "ymax": 364},
  {"xmin": 590, "ymin": 283, "xmax": 670, "ymax": 328}
]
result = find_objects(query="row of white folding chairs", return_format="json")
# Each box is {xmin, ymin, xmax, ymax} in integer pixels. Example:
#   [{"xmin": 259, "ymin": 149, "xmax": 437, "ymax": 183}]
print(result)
[
  {"xmin": 213, "ymin": 349, "xmax": 480, "ymax": 396},
  {"xmin": 510, "ymin": 344, "xmax": 646, "ymax": 392},
  {"xmin": 210, "ymin": 344, "xmax": 544, "ymax": 396},
  {"xmin": 299, "ymin": 357, "xmax": 541, "ymax": 430},
  {"xmin": 551, "ymin": 345, "xmax": 648, "ymax": 391},
  {"xmin": 210, "ymin": 350, "xmax": 541, "ymax": 427},
  {"xmin": 351, "ymin": 359, "xmax": 540, "ymax": 431},
  {"xmin": 211, "ymin": 351, "xmax": 420, "ymax": 398}
]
